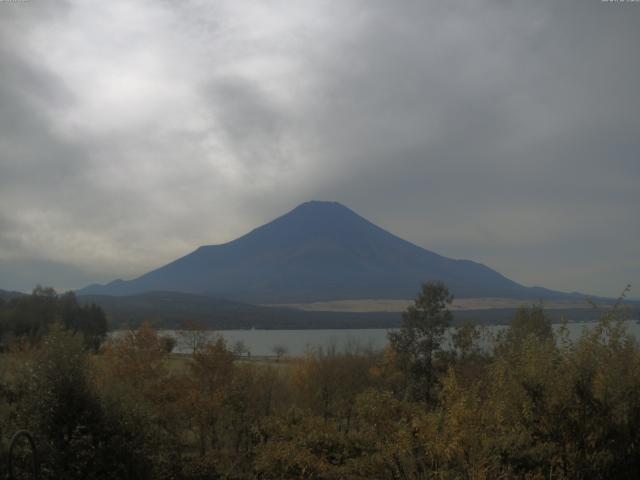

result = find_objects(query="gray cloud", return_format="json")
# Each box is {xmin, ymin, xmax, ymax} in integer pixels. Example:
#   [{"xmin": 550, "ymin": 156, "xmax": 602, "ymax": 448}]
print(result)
[{"xmin": 0, "ymin": 0, "xmax": 638, "ymax": 298}]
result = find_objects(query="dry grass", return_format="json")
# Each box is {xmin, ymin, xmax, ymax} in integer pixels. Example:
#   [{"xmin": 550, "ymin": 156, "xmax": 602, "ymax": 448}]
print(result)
[{"xmin": 266, "ymin": 297, "xmax": 592, "ymax": 313}]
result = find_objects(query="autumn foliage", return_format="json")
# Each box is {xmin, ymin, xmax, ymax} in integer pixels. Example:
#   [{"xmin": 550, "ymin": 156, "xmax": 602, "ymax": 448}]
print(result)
[{"xmin": 1, "ymin": 286, "xmax": 639, "ymax": 479}]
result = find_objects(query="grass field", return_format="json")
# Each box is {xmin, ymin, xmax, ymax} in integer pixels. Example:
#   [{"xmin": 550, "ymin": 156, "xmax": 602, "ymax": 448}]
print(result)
[{"xmin": 266, "ymin": 297, "xmax": 593, "ymax": 313}]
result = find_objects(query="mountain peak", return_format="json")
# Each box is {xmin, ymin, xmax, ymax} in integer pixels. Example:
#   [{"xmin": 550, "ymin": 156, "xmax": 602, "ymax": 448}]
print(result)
[
  {"xmin": 286, "ymin": 200, "xmax": 356, "ymax": 219},
  {"xmin": 250, "ymin": 200, "xmax": 378, "ymax": 245},
  {"xmin": 294, "ymin": 200, "xmax": 348, "ymax": 210}
]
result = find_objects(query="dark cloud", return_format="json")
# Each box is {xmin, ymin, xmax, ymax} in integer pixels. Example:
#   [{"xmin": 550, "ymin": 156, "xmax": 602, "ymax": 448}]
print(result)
[{"xmin": 0, "ymin": 0, "xmax": 638, "ymax": 298}]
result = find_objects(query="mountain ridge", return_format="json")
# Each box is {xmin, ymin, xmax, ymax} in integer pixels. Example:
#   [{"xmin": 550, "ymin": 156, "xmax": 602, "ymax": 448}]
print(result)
[{"xmin": 0, "ymin": 289, "xmax": 27, "ymax": 302}]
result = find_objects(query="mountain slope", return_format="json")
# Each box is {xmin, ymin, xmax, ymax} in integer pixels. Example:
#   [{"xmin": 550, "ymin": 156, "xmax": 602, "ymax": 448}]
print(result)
[
  {"xmin": 78, "ymin": 201, "xmax": 578, "ymax": 302},
  {"xmin": 0, "ymin": 289, "xmax": 27, "ymax": 302}
]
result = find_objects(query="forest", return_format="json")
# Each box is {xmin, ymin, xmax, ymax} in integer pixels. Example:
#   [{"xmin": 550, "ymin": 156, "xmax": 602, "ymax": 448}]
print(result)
[{"xmin": 0, "ymin": 283, "xmax": 639, "ymax": 479}]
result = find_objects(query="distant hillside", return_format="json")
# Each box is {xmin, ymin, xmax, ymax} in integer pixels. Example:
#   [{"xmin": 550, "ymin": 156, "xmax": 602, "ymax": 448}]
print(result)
[
  {"xmin": 78, "ymin": 291, "xmax": 622, "ymax": 330},
  {"xmin": 78, "ymin": 201, "xmax": 583, "ymax": 303},
  {"xmin": 0, "ymin": 289, "xmax": 27, "ymax": 302},
  {"xmin": 78, "ymin": 291, "xmax": 402, "ymax": 330}
]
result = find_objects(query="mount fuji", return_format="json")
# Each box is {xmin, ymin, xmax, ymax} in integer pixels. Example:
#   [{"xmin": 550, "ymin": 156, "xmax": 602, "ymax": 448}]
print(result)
[{"xmin": 78, "ymin": 201, "xmax": 578, "ymax": 303}]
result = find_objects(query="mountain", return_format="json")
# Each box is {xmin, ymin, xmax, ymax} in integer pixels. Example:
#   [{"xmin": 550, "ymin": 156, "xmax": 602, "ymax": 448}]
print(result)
[
  {"xmin": 0, "ymin": 289, "xmax": 27, "ymax": 302},
  {"xmin": 78, "ymin": 201, "xmax": 580, "ymax": 303}
]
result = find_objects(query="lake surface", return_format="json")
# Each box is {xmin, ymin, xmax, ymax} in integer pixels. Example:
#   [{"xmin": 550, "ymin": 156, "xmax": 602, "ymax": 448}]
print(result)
[{"xmin": 153, "ymin": 320, "xmax": 640, "ymax": 357}]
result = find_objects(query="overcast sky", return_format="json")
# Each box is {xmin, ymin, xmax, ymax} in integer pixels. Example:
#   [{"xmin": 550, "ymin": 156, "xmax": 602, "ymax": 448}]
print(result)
[{"xmin": 0, "ymin": 0, "xmax": 638, "ymax": 299}]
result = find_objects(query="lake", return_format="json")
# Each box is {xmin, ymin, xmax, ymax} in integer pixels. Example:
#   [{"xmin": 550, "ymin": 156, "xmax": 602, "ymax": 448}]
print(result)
[{"xmin": 153, "ymin": 320, "xmax": 640, "ymax": 357}]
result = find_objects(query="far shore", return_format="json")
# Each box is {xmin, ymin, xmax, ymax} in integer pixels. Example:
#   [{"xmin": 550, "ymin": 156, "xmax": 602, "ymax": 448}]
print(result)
[{"xmin": 264, "ymin": 297, "xmax": 595, "ymax": 313}]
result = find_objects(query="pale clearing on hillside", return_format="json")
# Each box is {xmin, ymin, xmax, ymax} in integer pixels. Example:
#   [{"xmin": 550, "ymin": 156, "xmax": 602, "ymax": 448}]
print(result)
[{"xmin": 266, "ymin": 298, "xmax": 592, "ymax": 313}]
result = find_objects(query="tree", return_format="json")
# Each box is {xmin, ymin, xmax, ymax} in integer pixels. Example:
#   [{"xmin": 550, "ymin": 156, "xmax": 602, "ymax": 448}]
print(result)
[
  {"xmin": 451, "ymin": 322, "xmax": 480, "ymax": 358},
  {"xmin": 159, "ymin": 335, "xmax": 177, "ymax": 353},
  {"xmin": 388, "ymin": 281, "xmax": 453, "ymax": 403},
  {"xmin": 101, "ymin": 322, "xmax": 169, "ymax": 388},
  {"xmin": 272, "ymin": 345, "xmax": 288, "ymax": 362},
  {"xmin": 188, "ymin": 337, "xmax": 235, "ymax": 457},
  {"xmin": 80, "ymin": 302, "xmax": 108, "ymax": 351},
  {"xmin": 233, "ymin": 339, "xmax": 249, "ymax": 358},
  {"xmin": 14, "ymin": 323, "xmax": 146, "ymax": 479},
  {"xmin": 496, "ymin": 304, "xmax": 553, "ymax": 356},
  {"xmin": 180, "ymin": 320, "xmax": 209, "ymax": 354},
  {"xmin": 98, "ymin": 322, "xmax": 181, "ymax": 478},
  {"xmin": 0, "ymin": 287, "xmax": 107, "ymax": 350},
  {"xmin": 293, "ymin": 345, "xmax": 376, "ymax": 426}
]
